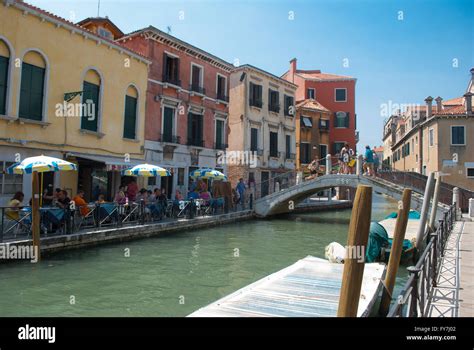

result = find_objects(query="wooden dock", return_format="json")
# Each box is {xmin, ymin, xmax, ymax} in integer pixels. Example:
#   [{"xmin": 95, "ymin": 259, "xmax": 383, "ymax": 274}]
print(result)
[{"xmin": 188, "ymin": 256, "xmax": 385, "ymax": 317}]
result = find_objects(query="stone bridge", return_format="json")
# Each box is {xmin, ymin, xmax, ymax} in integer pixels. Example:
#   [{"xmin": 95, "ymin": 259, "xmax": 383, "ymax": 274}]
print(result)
[{"xmin": 254, "ymin": 174, "xmax": 446, "ymax": 217}]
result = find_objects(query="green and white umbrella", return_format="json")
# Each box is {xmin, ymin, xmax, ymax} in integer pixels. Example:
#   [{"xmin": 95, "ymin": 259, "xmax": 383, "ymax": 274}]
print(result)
[{"xmin": 121, "ymin": 163, "xmax": 170, "ymax": 177}]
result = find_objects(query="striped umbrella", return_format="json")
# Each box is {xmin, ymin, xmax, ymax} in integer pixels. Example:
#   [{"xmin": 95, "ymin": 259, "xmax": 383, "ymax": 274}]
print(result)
[
  {"xmin": 121, "ymin": 163, "xmax": 170, "ymax": 177},
  {"xmin": 6, "ymin": 155, "xmax": 77, "ymax": 174},
  {"xmin": 190, "ymin": 168, "xmax": 227, "ymax": 181}
]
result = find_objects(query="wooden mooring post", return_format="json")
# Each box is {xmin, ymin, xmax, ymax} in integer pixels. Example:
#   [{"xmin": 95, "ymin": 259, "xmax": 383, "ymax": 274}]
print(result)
[
  {"xmin": 337, "ymin": 185, "xmax": 372, "ymax": 317},
  {"xmin": 379, "ymin": 188, "xmax": 412, "ymax": 316}
]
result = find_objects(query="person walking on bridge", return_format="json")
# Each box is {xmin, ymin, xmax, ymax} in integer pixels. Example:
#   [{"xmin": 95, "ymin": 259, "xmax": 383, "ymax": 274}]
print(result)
[{"xmin": 363, "ymin": 145, "xmax": 375, "ymax": 177}]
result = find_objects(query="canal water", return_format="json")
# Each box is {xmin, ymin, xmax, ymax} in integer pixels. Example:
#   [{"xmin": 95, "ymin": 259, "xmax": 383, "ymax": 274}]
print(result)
[{"xmin": 0, "ymin": 194, "xmax": 408, "ymax": 317}]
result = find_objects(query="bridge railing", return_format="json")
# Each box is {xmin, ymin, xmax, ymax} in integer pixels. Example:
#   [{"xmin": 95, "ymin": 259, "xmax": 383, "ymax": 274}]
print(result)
[
  {"xmin": 377, "ymin": 171, "xmax": 473, "ymax": 212},
  {"xmin": 387, "ymin": 203, "xmax": 456, "ymax": 317}
]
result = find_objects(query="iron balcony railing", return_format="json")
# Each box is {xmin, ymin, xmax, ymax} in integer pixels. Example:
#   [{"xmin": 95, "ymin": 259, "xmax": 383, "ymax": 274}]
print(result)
[
  {"xmin": 268, "ymin": 151, "xmax": 281, "ymax": 159},
  {"xmin": 189, "ymin": 84, "xmax": 206, "ymax": 95},
  {"xmin": 249, "ymin": 99, "xmax": 263, "ymax": 108},
  {"xmin": 286, "ymin": 153, "xmax": 296, "ymax": 160},
  {"xmin": 160, "ymin": 134, "xmax": 181, "ymax": 144},
  {"xmin": 187, "ymin": 138, "xmax": 205, "ymax": 147},
  {"xmin": 214, "ymin": 142, "xmax": 228, "ymax": 150},
  {"xmin": 216, "ymin": 93, "xmax": 229, "ymax": 102},
  {"xmin": 268, "ymin": 104, "xmax": 281, "ymax": 113},
  {"xmin": 162, "ymin": 74, "xmax": 181, "ymax": 87}
]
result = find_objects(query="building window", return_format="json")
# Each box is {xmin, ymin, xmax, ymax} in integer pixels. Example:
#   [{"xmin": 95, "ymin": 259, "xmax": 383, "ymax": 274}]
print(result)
[
  {"xmin": 307, "ymin": 88, "xmax": 315, "ymax": 99},
  {"xmin": 301, "ymin": 116, "xmax": 313, "ymax": 128},
  {"xmin": 451, "ymin": 126, "xmax": 465, "ymax": 145},
  {"xmin": 190, "ymin": 63, "xmax": 203, "ymax": 93},
  {"xmin": 269, "ymin": 131, "xmax": 278, "ymax": 157},
  {"xmin": 216, "ymin": 74, "xmax": 227, "ymax": 100},
  {"xmin": 0, "ymin": 40, "xmax": 10, "ymax": 115},
  {"xmin": 300, "ymin": 143, "xmax": 311, "ymax": 164},
  {"xmin": 250, "ymin": 128, "xmax": 258, "ymax": 152},
  {"xmin": 123, "ymin": 86, "xmax": 138, "ymax": 140},
  {"xmin": 249, "ymin": 82, "xmax": 263, "ymax": 108},
  {"xmin": 333, "ymin": 142, "xmax": 345, "ymax": 155},
  {"xmin": 335, "ymin": 88, "xmax": 347, "ymax": 102},
  {"xmin": 467, "ymin": 168, "xmax": 474, "ymax": 178},
  {"xmin": 19, "ymin": 51, "xmax": 47, "ymax": 121},
  {"xmin": 81, "ymin": 70, "xmax": 101, "ymax": 132},
  {"xmin": 335, "ymin": 111, "xmax": 349, "ymax": 128},
  {"xmin": 268, "ymin": 89, "xmax": 280, "ymax": 113},
  {"xmin": 429, "ymin": 128, "xmax": 434, "ymax": 147},
  {"xmin": 215, "ymin": 119, "xmax": 225, "ymax": 150},
  {"xmin": 320, "ymin": 144, "xmax": 328, "ymax": 160},
  {"xmin": 285, "ymin": 135, "xmax": 291, "ymax": 159},
  {"xmin": 163, "ymin": 53, "xmax": 180, "ymax": 86},
  {"xmin": 284, "ymin": 95, "xmax": 294, "ymax": 116},
  {"xmin": 162, "ymin": 106, "xmax": 175, "ymax": 142},
  {"xmin": 0, "ymin": 161, "xmax": 23, "ymax": 195},
  {"xmin": 187, "ymin": 112, "xmax": 203, "ymax": 147},
  {"xmin": 98, "ymin": 27, "xmax": 113, "ymax": 39}
]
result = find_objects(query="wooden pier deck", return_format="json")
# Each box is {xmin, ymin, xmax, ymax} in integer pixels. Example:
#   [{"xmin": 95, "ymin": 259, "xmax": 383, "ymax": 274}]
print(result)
[{"xmin": 188, "ymin": 256, "xmax": 385, "ymax": 317}]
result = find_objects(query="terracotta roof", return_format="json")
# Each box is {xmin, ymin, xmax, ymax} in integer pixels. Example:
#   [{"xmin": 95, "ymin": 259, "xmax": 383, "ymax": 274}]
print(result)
[
  {"xmin": 433, "ymin": 105, "xmax": 467, "ymax": 115},
  {"xmin": 296, "ymin": 70, "xmax": 355, "ymax": 81},
  {"xmin": 373, "ymin": 146, "xmax": 384, "ymax": 153},
  {"xmin": 442, "ymin": 96, "xmax": 463, "ymax": 106},
  {"xmin": 296, "ymin": 99, "xmax": 331, "ymax": 112},
  {"xmin": 15, "ymin": 1, "xmax": 149, "ymax": 61}
]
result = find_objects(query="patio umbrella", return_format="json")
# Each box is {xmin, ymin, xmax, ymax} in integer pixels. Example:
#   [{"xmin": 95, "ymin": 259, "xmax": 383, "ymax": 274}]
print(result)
[
  {"xmin": 121, "ymin": 164, "xmax": 171, "ymax": 177},
  {"xmin": 6, "ymin": 155, "xmax": 77, "ymax": 261},
  {"xmin": 190, "ymin": 168, "xmax": 227, "ymax": 181}
]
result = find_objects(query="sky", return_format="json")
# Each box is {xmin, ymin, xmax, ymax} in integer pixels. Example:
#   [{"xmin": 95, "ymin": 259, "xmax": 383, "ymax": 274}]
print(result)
[{"xmin": 28, "ymin": 0, "xmax": 474, "ymax": 152}]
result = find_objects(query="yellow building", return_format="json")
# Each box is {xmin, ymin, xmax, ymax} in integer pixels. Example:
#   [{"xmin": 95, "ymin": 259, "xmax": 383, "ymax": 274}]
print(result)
[{"xmin": 0, "ymin": 2, "xmax": 150, "ymax": 203}]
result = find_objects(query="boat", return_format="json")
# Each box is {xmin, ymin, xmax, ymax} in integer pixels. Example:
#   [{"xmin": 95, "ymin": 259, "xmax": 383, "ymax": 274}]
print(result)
[{"xmin": 188, "ymin": 256, "xmax": 385, "ymax": 317}]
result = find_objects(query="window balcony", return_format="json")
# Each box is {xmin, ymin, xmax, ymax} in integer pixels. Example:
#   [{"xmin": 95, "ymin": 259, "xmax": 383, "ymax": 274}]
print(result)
[
  {"xmin": 249, "ymin": 99, "xmax": 263, "ymax": 108},
  {"xmin": 268, "ymin": 151, "xmax": 281, "ymax": 159},
  {"xmin": 285, "ymin": 153, "xmax": 296, "ymax": 160},
  {"xmin": 189, "ymin": 84, "xmax": 206, "ymax": 95},
  {"xmin": 216, "ymin": 93, "xmax": 229, "ymax": 102},
  {"xmin": 160, "ymin": 134, "xmax": 180, "ymax": 144},
  {"xmin": 187, "ymin": 138, "xmax": 205, "ymax": 147},
  {"xmin": 162, "ymin": 74, "xmax": 181, "ymax": 87},
  {"xmin": 214, "ymin": 142, "xmax": 228, "ymax": 150},
  {"xmin": 268, "ymin": 104, "xmax": 281, "ymax": 113}
]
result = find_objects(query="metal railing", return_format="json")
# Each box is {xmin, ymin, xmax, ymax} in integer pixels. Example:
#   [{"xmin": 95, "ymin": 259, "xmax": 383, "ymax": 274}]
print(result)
[
  {"xmin": 160, "ymin": 134, "xmax": 181, "ymax": 144},
  {"xmin": 387, "ymin": 203, "xmax": 456, "ymax": 317},
  {"xmin": 162, "ymin": 74, "xmax": 181, "ymax": 87},
  {"xmin": 189, "ymin": 84, "xmax": 206, "ymax": 95},
  {"xmin": 216, "ymin": 93, "xmax": 229, "ymax": 102},
  {"xmin": 187, "ymin": 138, "xmax": 205, "ymax": 147},
  {"xmin": 0, "ymin": 197, "xmax": 235, "ymax": 243}
]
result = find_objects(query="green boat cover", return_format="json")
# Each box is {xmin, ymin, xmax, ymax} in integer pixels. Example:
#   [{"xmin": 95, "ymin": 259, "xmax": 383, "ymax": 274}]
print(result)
[
  {"xmin": 384, "ymin": 210, "xmax": 421, "ymax": 220},
  {"xmin": 366, "ymin": 222, "xmax": 389, "ymax": 263}
]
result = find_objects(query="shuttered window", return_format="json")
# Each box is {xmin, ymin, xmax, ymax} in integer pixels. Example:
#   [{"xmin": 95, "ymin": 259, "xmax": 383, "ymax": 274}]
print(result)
[
  {"xmin": 81, "ymin": 81, "xmax": 100, "ymax": 132},
  {"xmin": 19, "ymin": 62, "xmax": 45, "ymax": 121},
  {"xmin": 187, "ymin": 112, "xmax": 203, "ymax": 147},
  {"xmin": 0, "ymin": 56, "xmax": 8, "ymax": 115},
  {"xmin": 250, "ymin": 128, "xmax": 258, "ymax": 151},
  {"xmin": 162, "ymin": 106, "xmax": 174, "ymax": 142},
  {"xmin": 269, "ymin": 131, "xmax": 278, "ymax": 157},
  {"xmin": 123, "ymin": 95, "xmax": 137, "ymax": 139}
]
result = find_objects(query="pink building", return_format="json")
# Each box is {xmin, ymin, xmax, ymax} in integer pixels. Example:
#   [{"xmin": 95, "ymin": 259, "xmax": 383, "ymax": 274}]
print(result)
[{"xmin": 118, "ymin": 27, "xmax": 234, "ymax": 197}]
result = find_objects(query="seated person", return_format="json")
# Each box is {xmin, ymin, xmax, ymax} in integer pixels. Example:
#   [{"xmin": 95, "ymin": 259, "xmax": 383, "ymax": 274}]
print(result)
[
  {"xmin": 72, "ymin": 190, "xmax": 90, "ymax": 216},
  {"xmin": 5, "ymin": 191, "xmax": 24, "ymax": 221},
  {"xmin": 56, "ymin": 190, "xmax": 71, "ymax": 209},
  {"xmin": 187, "ymin": 189, "xmax": 200, "ymax": 200},
  {"xmin": 200, "ymin": 190, "xmax": 212, "ymax": 201},
  {"xmin": 114, "ymin": 190, "xmax": 128, "ymax": 205},
  {"xmin": 175, "ymin": 190, "xmax": 183, "ymax": 201},
  {"xmin": 96, "ymin": 194, "xmax": 106, "ymax": 204}
]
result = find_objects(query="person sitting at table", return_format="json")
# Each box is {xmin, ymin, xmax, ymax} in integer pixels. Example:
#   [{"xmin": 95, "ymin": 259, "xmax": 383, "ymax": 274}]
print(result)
[
  {"xmin": 5, "ymin": 191, "xmax": 24, "ymax": 221},
  {"xmin": 136, "ymin": 189, "xmax": 148, "ymax": 203},
  {"xmin": 175, "ymin": 190, "xmax": 183, "ymax": 201},
  {"xmin": 42, "ymin": 185, "xmax": 54, "ymax": 206},
  {"xmin": 96, "ymin": 194, "xmax": 106, "ymax": 204},
  {"xmin": 56, "ymin": 190, "xmax": 71, "ymax": 209},
  {"xmin": 114, "ymin": 189, "xmax": 128, "ymax": 205},
  {"xmin": 187, "ymin": 188, "xmax": 199, "ymax": 200},
  {"xmin": 126, "ymin": 180, "xmax": 138, "ymax": 202},
  {"xmin": 72, "ymin": 190, "xmax": 90, "ymax": 216},
  {"xmin": 200, "ymin": 190, "xmax": 212, "ymax": 202}
]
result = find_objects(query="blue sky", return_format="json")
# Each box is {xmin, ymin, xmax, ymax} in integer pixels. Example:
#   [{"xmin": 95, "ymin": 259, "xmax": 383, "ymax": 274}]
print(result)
[{"xmin": 30, "ymin": 0, "xmax": 474, "ymax": 151}]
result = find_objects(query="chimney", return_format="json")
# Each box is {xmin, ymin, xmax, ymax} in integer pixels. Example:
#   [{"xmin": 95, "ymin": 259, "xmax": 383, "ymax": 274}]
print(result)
[
  {"xmin": 425, "ymin": 96, "xmax": 433, "ymax": 118},
  {"xmin": 289, "ymin": 58, "xmax": 297, "ymax": 83},
  {"xmin": 470, "ymin": 67, "xmax": 474, "ymax": 80},
  {"xmin": 435, "ymin": 96, "xmax": 443, "ymax": 113},
  {"xmin": 464, "ymin": 92, "xmax": 473, "ymax": 114}
]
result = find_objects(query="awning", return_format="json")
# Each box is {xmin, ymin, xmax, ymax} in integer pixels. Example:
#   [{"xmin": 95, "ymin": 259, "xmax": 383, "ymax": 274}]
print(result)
[
  {"xmin": 67, "ymin": 153, "xmax": 146, "ymax": 171},
  {"xmin": 302, "ymin": 117, "xmax": 313, "ymax": 128}
]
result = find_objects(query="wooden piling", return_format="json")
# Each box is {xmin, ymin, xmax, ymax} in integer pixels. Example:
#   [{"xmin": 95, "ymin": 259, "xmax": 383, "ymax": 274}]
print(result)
[
  {"xmin": 337, "ymin": 185, "xmax": 372, "ymax": 317},
  {"xmin": 31, "ymin": 171, "xmax": 41, "ymax": 261},
  {"xmin": 379, "ymin": 188, "xmax": 412, "ymax": 316},
  {"xmin": 415, "ymin": 172, "xmax": 435, "ymax": 249}
]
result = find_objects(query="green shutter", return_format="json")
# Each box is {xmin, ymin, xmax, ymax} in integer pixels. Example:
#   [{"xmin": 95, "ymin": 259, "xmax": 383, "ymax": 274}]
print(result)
[
  {"xmin": 216, "ymin": 119, "xmax": 223, "ymax": 147},
  {"xmin": 0, "ymin": 56, "xmax": 8, "ymax": 115},
  {"xmin": 19, "ymin": 63, "xmax": 45, "ymax": 121},
  {"xmin": 162, "ymin": 106, "xmax": 174, "ymax": 141},
  {"xmin": 123, "ymin": 95, "xmax": 137, "ymax": 139},
  {"xmin": 251, "ymin": 128, "xmax": 258, "ymax": 151},
  {"xmin": 345, "ymin": 112, "xmax": 350, "ymax": 128},
  {"xmin": 187, "ymin": 112, "xmax": 193, "ymax": 144},
  {"xmin": 81, "ymin": 81, "xmax": 100, "ymax": 132}
]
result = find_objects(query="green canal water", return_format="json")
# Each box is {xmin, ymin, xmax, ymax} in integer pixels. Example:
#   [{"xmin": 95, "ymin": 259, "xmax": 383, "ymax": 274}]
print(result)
[{"xmin": 0, "ymin": 194, "xmax": 408, "ymax": 317}]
